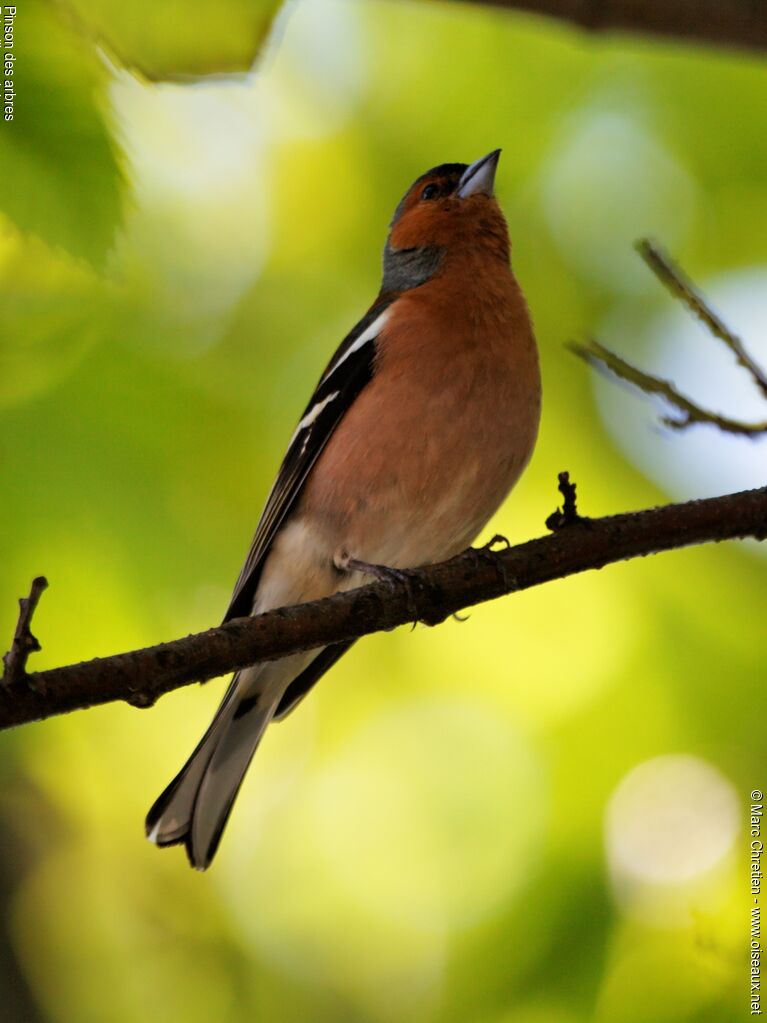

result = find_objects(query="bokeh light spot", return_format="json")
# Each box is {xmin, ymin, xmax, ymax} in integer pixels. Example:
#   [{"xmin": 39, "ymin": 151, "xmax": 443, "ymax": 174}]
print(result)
[{"xmin": 605, "ymin": 754, "xmax": 739, "ymax": 924}]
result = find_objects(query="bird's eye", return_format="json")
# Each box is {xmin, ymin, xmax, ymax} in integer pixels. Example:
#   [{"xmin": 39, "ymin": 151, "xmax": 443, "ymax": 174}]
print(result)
[{"xmin": 420, "ymin": 183, "xmax": 440, "ymax": 201}]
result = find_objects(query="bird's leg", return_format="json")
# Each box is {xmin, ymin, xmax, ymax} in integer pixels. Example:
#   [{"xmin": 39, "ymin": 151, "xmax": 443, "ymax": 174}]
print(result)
[
  {"xmin": 335, "ymin": 551, "xmax": 411, "ymax": 587},
  {"xmin": 334, "ymin": 549, "xmax": 420, "ymax": 624}
]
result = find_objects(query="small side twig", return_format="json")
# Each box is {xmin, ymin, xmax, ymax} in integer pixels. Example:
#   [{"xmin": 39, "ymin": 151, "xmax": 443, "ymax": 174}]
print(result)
[
  {"xmin": 570, "ymin": 239, "xmax": 767, "ymax": 437},
  {"xmin": 546, "ymin": 471, "xmax": 586, "ymax": 531},
  {"xmin": 637, "ymin": 239, "xmax": 767, "ymax": 400},
  {"xmin": 2, "ymin": 577, "xmax": 48, "ymax": 685},
  {"xmin": 569, "ymin": 339, "xmax": 767, "ymax": 436}
]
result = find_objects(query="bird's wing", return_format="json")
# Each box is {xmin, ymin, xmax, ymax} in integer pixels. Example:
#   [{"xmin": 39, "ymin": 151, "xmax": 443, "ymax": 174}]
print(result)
[{"xmin": 223, "ymin": 298, "xmax": 394, "ymax": 622}]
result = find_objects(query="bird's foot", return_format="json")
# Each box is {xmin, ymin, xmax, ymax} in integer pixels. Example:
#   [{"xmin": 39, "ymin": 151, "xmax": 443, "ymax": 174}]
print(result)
[
  {"xmin": 469, "ymin": 534, "xmax": 516, "ymax": 591},
  {"xmin": 480, "ymin": 533, "xmax": 511, "ymax": 553},
  {"xmin": 334, "ymin": 550, "xmax": 420, "ymax": 624}
]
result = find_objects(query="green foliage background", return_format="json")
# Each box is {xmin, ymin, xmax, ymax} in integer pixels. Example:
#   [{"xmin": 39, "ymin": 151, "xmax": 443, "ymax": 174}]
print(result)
[{"xmin": 1, "ymin": 1, "xmax": 766, "ymax": 1020}]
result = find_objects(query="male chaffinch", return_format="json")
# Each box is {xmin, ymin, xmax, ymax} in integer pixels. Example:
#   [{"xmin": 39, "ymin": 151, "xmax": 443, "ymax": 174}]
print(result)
[{"xmin": 147, "ymin": 149, "xmax": 541, "ymax": 869}]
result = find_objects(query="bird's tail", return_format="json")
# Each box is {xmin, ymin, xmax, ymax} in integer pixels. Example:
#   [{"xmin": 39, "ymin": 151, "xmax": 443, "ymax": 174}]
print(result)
[{"xmin": 146, "ymin": 655, "xmax": 308, "ymax": 870}]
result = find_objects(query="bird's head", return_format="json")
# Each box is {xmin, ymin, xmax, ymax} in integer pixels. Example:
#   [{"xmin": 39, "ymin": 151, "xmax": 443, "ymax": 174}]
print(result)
[{"xmin": 382, "ymin": 150, "xmax": 509, "ymax": 294}]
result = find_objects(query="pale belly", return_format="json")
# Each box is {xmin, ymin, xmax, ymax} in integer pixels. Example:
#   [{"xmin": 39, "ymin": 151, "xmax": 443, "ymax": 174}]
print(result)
[
  {"xmin": 253, "ymin": 281, "xmax": 541, "ymax": 614},
  {"xmin": 251, "ymin": 352, "xmax": 539, "ymax": 614}
]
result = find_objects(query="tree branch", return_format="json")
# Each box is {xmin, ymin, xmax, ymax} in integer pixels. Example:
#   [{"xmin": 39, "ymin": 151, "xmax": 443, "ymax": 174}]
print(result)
[
  {"xmin": 467, "ymin": 0, "xmax": 767, "ymax": 55},
  {"xmin": 569, "ymin": 338, "xmax": 767, "ymax": 435},
  {"xmin": 570, "ymin": 239, "xmax": 767, "ymax": 436},
  {"xmin": 637, "ymin": 240, "xmax": 767, "ymax": 400},
  {"xmin": 1, "ymin": 484, "xmax": 765, "ymax": 732}
]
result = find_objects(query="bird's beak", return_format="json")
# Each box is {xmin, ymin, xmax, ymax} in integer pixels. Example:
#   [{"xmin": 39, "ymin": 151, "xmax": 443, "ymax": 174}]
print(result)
[{"xmin": 456, "ymin": 149, "xmax": 501, "ymax": 199}]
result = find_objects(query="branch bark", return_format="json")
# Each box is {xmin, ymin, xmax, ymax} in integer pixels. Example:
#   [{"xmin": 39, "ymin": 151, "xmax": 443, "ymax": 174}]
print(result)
[
  {"xmin": 469, "ymin": 0, "xmax": 767, "ymax": 55},
  {"xmin": 2, "ymin": 484, "xmax": 765, "ymax": 732}
]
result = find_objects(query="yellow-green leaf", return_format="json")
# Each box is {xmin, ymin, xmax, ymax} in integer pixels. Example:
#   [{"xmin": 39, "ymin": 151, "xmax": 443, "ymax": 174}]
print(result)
[{"xmin": 63, "ymin": 0, "xmax": 281, "ymax": 80}]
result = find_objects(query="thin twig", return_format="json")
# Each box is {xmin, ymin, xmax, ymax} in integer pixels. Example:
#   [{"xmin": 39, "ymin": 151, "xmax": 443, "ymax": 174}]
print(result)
[
  {"xmin": 0, "ymin": 485, "xmax": 765, "ymax": 731},
  {"xmin": 2, "ymin": 577, "xmax": 48, "ymax": 685},
  {"xmin": 546, "ymin": 471, "xmax": 586, "ymax": 530},
  {"xmin": 637, "ymin": 239, "xmax": 767, "ymax": 400},
  {"xmin": 569, "ymin": 339, "xmax": 767, "ymax": 436}
]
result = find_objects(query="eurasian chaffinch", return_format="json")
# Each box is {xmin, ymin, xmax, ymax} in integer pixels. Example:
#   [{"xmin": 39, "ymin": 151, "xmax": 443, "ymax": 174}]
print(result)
[{"xmin": 147, "ymin": 149, "xmax": 541, "ymax": 869}]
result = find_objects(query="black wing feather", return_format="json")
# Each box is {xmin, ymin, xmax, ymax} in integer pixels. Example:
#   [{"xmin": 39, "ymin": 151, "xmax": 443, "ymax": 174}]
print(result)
[
  {"xmin": 223, "ymin": 298, "xmax": 393, "ymax": 622},
  {"xmin": 272, "ymin": 641, "xmax": 355, "ymax": 720}
]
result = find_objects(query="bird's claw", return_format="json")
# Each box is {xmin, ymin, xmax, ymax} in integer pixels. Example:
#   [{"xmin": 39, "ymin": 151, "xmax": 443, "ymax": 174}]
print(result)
[
  {"xmin": 481, "ymin": 533, "xmax": 511, "ymax": 552},
  {"xmin": 469, "ymin": 535, "xmax": 515, "ymax": 591},
  {"xmin": 337, "ymin": 553, "xmax": 421, "ymax": 625}
]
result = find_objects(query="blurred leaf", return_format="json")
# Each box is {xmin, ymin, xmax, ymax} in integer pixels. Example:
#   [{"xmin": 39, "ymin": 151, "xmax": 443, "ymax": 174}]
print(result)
[
  {"xmin": 0, "ymin": 220, "xmax": 105, "ymax": 408},
  {"xmin": 0, "ymin": 0, "xmax": 124, "ymax": 264},
  {"xmin": 63, "ymin": 0, "xmax": 281, "ymax": 80}
]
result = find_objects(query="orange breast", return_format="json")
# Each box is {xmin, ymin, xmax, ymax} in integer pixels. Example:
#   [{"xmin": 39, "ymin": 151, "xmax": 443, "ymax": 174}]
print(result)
[{"xmin": 298, "ymin": 262, "xmax": 541, "ymax": 568}]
